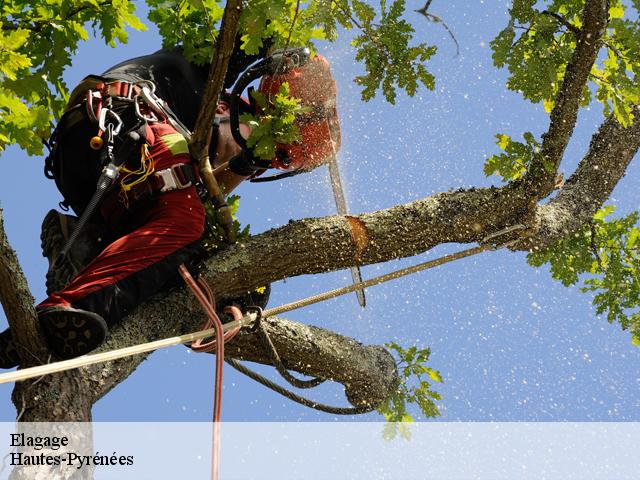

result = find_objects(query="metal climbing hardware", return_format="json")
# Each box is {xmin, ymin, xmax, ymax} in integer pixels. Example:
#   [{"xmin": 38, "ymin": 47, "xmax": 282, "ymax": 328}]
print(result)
[
  {"xmin": 134, "ymin": 85, "xmax": 192, "ymax": 140},
  {"xmin": 77, "ymin": 77, "xmax": 186, "ymax": 143},
  {"xmin": 134, "ymin": 94, "xmax": 160, "ymax": 123},
  {"xmin": 85, "ymin": 86, "xmax": 125, "ymax": 150},
  {"xmin": 157, "ymin": 164, "xmax": 194, "ymax": 193},
  {"xmin": 98, "ymin": 108, "xmax": 123, "ymax": 137},
  {"xmin": 85, "ymin": 90, "xmax": 102, "ymax": 123}
]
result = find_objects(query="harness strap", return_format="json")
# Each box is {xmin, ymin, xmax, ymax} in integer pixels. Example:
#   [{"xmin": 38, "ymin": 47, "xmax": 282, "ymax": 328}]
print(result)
[
  {"xmin": 96, "ymin": 80, "xmax": 142, "ymax": 101},
  {"xmin": 66, "ymin": 76, "xmax": 151, "ymax": 111},
  {"xmin": 108, "ymin": 163, "xmax": 198, "ymax": 203}
]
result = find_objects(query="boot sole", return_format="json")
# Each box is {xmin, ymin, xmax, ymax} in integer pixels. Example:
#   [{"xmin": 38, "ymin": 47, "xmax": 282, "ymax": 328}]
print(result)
[{"xmin": 39, "ymin": 309, "xmax": 108, "ymax": 360}]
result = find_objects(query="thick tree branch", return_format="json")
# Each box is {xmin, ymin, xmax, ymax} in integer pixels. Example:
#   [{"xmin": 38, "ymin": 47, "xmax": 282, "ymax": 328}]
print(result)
[
  {"xmin": 12, "ymin": 371, "xmax": 94, "ymax": 422},
  {"xmin": 85, "ymin": 302, "xmax": 397, "ymax": 410},
  {"xmin": 526, "ymin": 0, "xmax": 609, "ymax": 197},
  {"xmin": 1, "ymin": 211, "xmax": 96, "ymax": 425},
  {"xmin": 200, "ymin": 183, "xmax": 534, "ymax": 296},
  {"xmin": 227, "ymin": 316, "xmax": 397, "ymax": 408}
]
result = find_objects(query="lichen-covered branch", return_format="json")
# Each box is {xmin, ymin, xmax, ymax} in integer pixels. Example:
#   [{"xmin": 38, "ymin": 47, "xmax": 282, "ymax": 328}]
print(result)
[{"xmin": 200, "ymin": 183, "xmax": 533, "ymax": 297}]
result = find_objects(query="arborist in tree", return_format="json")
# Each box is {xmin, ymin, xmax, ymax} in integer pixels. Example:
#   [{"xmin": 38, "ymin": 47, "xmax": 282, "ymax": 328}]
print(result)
[{"xmin": 0, "ymin": 41, "xmax": 342, "ymax": 369}]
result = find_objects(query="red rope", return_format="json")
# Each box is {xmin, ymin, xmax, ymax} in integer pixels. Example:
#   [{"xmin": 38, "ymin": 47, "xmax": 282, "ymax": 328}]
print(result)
[
  {"xmin": 179, "ymin": 265, "xmax": 243, "ymax": 480},
  {"xmin": 190, "ymin": 276, "xmax": 241, "ymax": 352}
]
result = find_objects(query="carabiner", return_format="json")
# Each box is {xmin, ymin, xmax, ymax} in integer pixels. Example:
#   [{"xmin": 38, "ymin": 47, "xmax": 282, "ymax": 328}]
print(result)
[
  {"xmin": 86, "ymin": 90, "xmax": 102, "ymax": 124},
  {"xmin": 134, "ymin": 95, "xmax": 160, "ymax": 123},
  {"xmin": 98, "ymin": 108, "xmax": 123, "ymax": 137}
]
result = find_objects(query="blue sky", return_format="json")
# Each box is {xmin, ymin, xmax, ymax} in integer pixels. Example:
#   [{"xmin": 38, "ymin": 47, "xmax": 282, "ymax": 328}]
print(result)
[{"xmin": 1, "ymin": 0, "xmax": 639, "ymax": 422}]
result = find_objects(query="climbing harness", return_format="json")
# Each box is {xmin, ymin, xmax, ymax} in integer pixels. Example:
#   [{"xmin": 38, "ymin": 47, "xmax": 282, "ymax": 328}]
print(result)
[{"xmin": 47, "ymin": 72, "xmax": 208, "ymax": 262}]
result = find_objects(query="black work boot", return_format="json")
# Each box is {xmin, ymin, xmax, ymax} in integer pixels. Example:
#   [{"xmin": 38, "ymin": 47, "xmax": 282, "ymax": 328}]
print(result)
[
  {"xmin": 0, "ymin": 329, "xmax": 19, "ymax": 369},
  {"xmin": 38, "ymin": 306, "xmax": 108, "ymax": 360},
  {"xmin": 0, "ymin": 306, "xmax": 108, "ymax": 368}
]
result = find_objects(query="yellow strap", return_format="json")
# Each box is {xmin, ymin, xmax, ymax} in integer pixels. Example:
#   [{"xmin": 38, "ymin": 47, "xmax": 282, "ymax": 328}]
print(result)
[{"xmin": 119, "ymin": 144, "xmax": 155, "ymax": 208}]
